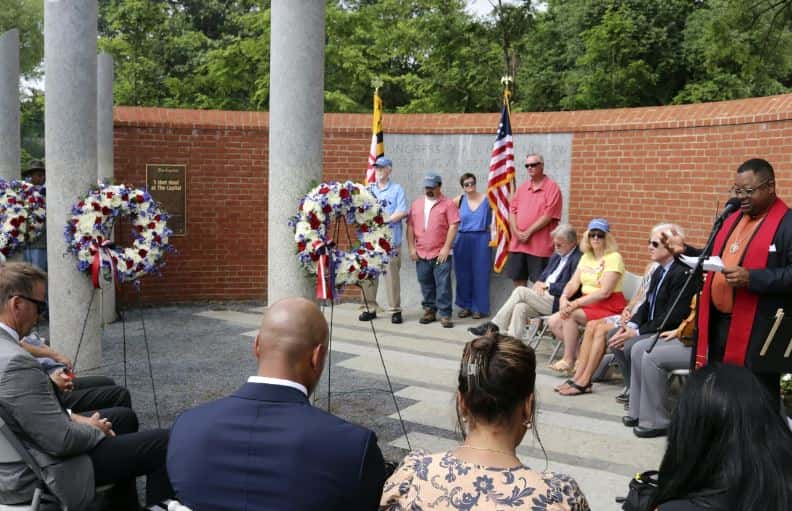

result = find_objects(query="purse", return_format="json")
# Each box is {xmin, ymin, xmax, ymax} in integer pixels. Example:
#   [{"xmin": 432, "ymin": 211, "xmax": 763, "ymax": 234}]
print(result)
[{"xmin": 616, "ymin": 470, "xmax": 659, "ymax": 511}]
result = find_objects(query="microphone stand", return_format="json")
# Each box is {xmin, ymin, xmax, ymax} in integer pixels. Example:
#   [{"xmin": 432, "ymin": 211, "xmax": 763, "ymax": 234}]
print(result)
[{"xmin": 645, "ymin": 215, "xmax": 726, "ymax": 356}]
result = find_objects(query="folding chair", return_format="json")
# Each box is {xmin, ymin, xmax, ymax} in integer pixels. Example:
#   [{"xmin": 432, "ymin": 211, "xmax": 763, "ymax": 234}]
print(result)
[{"xmin": 0, "ymin": 416, "xmax": 58, "ymax": 511}]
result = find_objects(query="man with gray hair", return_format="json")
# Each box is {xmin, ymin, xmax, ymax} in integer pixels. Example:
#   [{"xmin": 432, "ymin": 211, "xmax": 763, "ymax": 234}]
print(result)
[
  {"xmin": 0, "ymin": 262, "xmax": 172, "ymax": 510},
  {"xmin": 469, "ymin": 223, "xmax": 581, "ymax": 338}
]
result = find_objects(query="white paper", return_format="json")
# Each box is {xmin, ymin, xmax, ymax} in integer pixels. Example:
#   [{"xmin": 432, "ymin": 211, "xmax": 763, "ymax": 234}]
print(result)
[{"xmin": 679, "ymin": 254, "xmax": 724, "ymax": 272}]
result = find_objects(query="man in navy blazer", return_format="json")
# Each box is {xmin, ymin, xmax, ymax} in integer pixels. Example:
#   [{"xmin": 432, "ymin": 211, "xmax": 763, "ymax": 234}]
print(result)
[
  {"xmin": 167, "ymin": 297, "xmax": 386, "ymax": 511},
  {"xmin": 468, "ymin": 223, "xmax": 582, "ymax": 338}
]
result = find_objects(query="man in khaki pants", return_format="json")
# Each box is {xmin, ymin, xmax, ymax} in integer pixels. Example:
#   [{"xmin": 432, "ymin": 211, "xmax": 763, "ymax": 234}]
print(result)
[
  {"xmin": 468, "ymin": 224, "xmax": 580, "ymax": 338},
  {"xmin": 360, "ymin": 157, "xmax": 409, "ymax": 324}
]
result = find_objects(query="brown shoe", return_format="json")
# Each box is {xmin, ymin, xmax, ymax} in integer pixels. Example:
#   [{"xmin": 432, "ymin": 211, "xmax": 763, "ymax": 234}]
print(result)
[
  {"xmin": 419, "ymin": 309, "xmax": 436, "ymax": 324},
  {"xmin": 457, "ymin": 309, "xmax": 471, "ymax": 318},
  {"xmin": 440, "ymin": 317, "xmax": 454, "ymax": 328}
]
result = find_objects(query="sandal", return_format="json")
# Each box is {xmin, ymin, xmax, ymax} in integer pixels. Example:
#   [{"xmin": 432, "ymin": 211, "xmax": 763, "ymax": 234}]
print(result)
[
  {"xmin": 554, "ymin": 379, "xmax": 574, "ymax": 392},
  {"xmin": 548, "ymin": 360, "xmax": 573, "ymax": 374},
  {"xmin": 472, "ymin": 312, "xmax": 484, "ymax": 320},
  {"xmin": 458, "ymin": 309, "xmax": 472, "ymax": 318},
  {"xmin": 559, "ymin": 381, "xmax": 592, "ymax": 396}
]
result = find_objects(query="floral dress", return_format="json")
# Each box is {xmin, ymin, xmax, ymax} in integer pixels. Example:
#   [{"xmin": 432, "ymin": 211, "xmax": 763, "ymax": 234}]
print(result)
[{"xmin": 380, "ymin": 450, "xmax": 590, "ymax": 511}]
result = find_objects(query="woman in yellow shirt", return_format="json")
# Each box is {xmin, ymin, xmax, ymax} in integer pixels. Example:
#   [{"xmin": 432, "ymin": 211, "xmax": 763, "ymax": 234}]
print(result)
[{"xmin": 547, "ymin": 218, "xmax": 626, "ymax": 375}]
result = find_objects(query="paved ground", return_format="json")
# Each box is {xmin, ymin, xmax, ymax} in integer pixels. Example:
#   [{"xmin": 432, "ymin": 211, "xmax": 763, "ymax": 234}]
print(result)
[{"xmin": 66, "ymin": 302, "xmax": 668, "ymax": 510}]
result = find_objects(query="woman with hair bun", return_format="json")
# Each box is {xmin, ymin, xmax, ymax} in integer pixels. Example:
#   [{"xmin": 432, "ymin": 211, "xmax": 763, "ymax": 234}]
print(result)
[{"xmin": 380, "ymin": 334, "xmax": 590, "ymax": 510}]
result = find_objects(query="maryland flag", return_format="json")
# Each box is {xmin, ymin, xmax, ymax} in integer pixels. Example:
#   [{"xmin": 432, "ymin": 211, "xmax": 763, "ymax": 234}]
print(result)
[
  {"xmin": 366, "ymin": 90, "xmax": 384, "ymax": 183},
  {"xmin": 487, "ymin": 102, "xmax": 515, "ymax": 272}
]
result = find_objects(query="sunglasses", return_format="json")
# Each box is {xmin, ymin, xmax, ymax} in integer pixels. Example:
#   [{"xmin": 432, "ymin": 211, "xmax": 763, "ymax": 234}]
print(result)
[
  {"xmin": 524, "ymin": 162, "xmax": 541, "ymax": 168},
  {"xmin": 462, "ymin": 181, "xmax": 475, "ymax": 187},
  {"xmin": 588, "ymin": 231, "xmax": 606, "ymax": 239},
  {"xmin": 648, "ymin": 240, "xmax": 661, "ymax": 248},
  {"xmin": 14, "ymin": 295, "xmax": 47, "ymax": 314}
]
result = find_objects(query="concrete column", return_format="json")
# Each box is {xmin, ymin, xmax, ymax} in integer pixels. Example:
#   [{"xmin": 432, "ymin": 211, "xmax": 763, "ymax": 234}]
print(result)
[
  {"xmin": 268, "ymin": 0, "xmax": 326, "ymax": 303},
  {"xmin": 0, "ymin": 29, "xmax": 20, "ymax": 180},
  {"xmin": 97, "ymin": 52, "xmax": 116, "ymax": 325},
  {"xmin": 45, "ymin": 0, "xmax": 101, "ymax": 370}
]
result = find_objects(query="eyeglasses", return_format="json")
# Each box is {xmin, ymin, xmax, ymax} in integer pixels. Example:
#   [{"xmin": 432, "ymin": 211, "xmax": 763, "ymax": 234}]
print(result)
[
  {"xmin": 525, "ymin": 162, "xmax": 542, "ymax": 168},
  {"xmin": 462, "ymin": 181, "xmax": 475, "ymax": 187},
  {"xmin": 588, "ymin": 231, "xmax": 606, "ymax": 239},
  {"xmin": 14, "ymin": 295, "xmax": 47, "ymax": 315},
  {"xmin": 729, "ymin": 180, "xmax": 773, "ymax": 197},
  {"xmin": 648, "ymin": 240, "xmax": 660, "ymax": 248}
]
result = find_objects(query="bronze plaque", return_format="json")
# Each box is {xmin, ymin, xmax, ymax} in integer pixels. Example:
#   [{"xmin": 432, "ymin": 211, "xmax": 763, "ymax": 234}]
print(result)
[{"xmin": 145, "ymin": 164, "xmax": 187, "ymax": 236}]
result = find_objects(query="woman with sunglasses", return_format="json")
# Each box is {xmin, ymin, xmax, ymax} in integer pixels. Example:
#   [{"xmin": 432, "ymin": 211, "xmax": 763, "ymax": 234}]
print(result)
[
  {"xmin": 453, "ymin": 173, "xmax": 493, "ymax": 320},
  {"xmin": 546, "ymin": 218, "xmax": 626, "ymax": 374}
]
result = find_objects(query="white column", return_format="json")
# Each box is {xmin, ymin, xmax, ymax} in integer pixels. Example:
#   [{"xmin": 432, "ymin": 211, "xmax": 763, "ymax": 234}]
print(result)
[
  {"xmin": 268, "ymin": 0, "xmax": 326, "ymax": 303},
  {"xmin": 97, "ymin": 52, "xmax": 116, "ymax": 325},
  {"xmin": 0, "ymin": 29, "xmax": 20, "ymax": 180},
  {"xmin": 45, "ymin": 0, "xmax": 101, "ymax": 369}
]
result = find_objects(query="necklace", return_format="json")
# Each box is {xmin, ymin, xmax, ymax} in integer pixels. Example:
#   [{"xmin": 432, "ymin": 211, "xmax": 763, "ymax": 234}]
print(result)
[
  {"xmin": 459, "ymin": 444, "xmax": 518, "ymax": 458},
  {"xmin": 728, "ymin": 216, "xmax": 764, "ymax": 254}
]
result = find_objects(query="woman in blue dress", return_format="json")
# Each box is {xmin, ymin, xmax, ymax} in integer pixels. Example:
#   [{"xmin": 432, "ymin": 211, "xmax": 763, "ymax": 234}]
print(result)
[{"xmin": 454, "ymin": 173, "xmax": 493, "ymax": 319}]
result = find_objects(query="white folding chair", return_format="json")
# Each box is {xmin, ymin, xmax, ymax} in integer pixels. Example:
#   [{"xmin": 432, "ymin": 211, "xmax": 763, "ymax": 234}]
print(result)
[{"xmin": 0, "ymin": 417, "xmax": 56, "ymax": 511}]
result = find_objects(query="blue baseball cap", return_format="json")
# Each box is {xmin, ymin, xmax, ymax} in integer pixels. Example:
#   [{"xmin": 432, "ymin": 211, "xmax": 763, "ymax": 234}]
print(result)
[
  {"xmin": 423, "ymin": 172, "xmax": 442, "ymax": 188},
  {"xmin": 587, "ymin": 218, "xmax": 610, "ymax": 233},
  {"xmin": 374, "ymin": 156, "xmax": 392, "ymax": 168}
]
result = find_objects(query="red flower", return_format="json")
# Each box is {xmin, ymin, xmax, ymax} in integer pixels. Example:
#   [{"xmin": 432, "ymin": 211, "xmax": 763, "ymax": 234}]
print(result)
[
  {"xmin": 374, "ymin": 215, "xmax": 384, "ymax": 225},
  {"xmin": 9, "ymin": 217, "xmax": 19, "ymax": 228},
  {"xmin": 378, "ymin": 238, "xmax": 392, "ymax": 252},
  {"xmin": 92, "ymin": 202, "xmax": 101, "ymax": 211},
  {"xmin": 360, "ymin": 259, "xmax": 368, "ymax": 268},
  {"xmin": 136, "ymin": 194, "xmax": 144, "ymax": 203},
  {"xmin": 308, "ymin": 213, "xmax": 320, "ymax": 230},
  {"xmin": 126, "ymin": 260, "xmax": 133, "ymax": 269},
  {"xmin": 348, "ymin": 265, "xmax": 356, "ymax": 272},
  {"xmin": 135, "ymin": 225, "xmax": 144, "ymax": 233},
  {"xmin": 358, "ymin": 272, "xmax": 367, "ymax": 280},
  {"xmin": 121, "ymin": 194, "xmax": 129, "ymax": 202},
  {"xmin": 360, "ymin": 224, "xmax": 369, "ymax": 233},
  {"xmin": 138, "ymin": 249, "xmax": 148, "ymax": 258},
  {"xmin": 153, "ymin": 234, "xmax": 162, "ymax": 244},
  {"xmin": 10, "ymin": 229, "xmax": 19, "ymax": 238},
  {"xmin": 365, "ymin": 242, "xmax": 374, "ymax": 250},
  {"xmin": 102, "ymin": 207, "xmax": 111, "ymax": 216},
  {"xmin": 94, "ymin": 217, "xmax": 102, "ymax": 225},
  {"xmin": 154, "ymin": 215, "xmax": 161, "ymax": 221},
  {"xmin": 7, "ymin": 197, "xmax": 16, "ymax": 205},
  {"xmin": 310, "ymin": 253, "xmax": 319, "ymax": 261},
  {"xmin": 148, "ymin": 222, "xmax": 156, "ymax": 229},
  {"xmin": 106, "ymin": 192, "xmax": 113, "ymax": 199},
  {"xmin": 356, "ymin": 249, "xmax": 365, "ymax": 255},
  {"xmin": 318, "ymin": 186, "xmax": 330, "ymax": 195},
  {"xmin": 339, "ymin": 188, "xmax": 350, "ymax": 199},
  {"xmin": 322, "ymin": 204, "xmax": 332, "ymax": 214},
  {"xmin": 78, "ymin": 201, "xmax": 85, "ymax": 208}
]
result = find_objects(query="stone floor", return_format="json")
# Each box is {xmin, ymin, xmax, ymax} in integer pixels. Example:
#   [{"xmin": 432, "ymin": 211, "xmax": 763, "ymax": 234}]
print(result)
[{"xmin": 67, "ymin": 302, "xmax": 668, "ymax": 510}]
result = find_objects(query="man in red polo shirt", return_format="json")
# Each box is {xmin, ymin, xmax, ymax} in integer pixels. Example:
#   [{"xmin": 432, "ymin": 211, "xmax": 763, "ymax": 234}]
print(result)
[
  {"xmin": 506, "ymin": 153, "xmax": 563, "ymax": 288},
  {"xmin": 407, "ymin": 172, "xmax": 460, "ymax": 328}
]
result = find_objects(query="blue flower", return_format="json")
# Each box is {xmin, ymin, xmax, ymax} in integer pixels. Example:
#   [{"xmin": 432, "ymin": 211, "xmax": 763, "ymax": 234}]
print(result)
[{"xmin": 473, "ymin": 475, "xmax": 494, "ymax": 494}]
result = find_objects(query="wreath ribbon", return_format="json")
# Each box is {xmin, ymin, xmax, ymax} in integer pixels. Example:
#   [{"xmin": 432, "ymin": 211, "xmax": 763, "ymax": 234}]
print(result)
[
  {"xmin": 90, "ymin": 239, "xmax": 116, "ymax": 289},
  {"xmin": 313, "ymin": 240, "xmax": 336, "ymax": 300}
]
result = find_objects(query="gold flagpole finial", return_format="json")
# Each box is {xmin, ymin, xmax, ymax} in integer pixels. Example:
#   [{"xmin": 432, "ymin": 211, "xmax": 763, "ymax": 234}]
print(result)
[{"xmin": 371, "ymin": 77, "xmax": 384, "ymax": 94}]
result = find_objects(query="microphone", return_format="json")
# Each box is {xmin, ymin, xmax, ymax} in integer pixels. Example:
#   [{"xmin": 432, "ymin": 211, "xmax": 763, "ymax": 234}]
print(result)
[{"xmin": 715, "ymin": 197, "xmax": 741, "ymax": 223}]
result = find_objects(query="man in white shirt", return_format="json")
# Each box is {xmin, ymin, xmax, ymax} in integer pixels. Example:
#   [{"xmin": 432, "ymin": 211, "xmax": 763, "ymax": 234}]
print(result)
[
  {"xmin": 468, "ymin": 224, "xmax": 581, "ymax": 338},
  {"xmin": 168, "ymin": 297, "xmax": 386, "ymax": 511}
]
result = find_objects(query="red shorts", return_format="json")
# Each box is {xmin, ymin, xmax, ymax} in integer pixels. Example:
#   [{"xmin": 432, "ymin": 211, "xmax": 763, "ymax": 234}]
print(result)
[{"xmin": 581, "ymin": 292, "xmax": 627, "ymax": 321}]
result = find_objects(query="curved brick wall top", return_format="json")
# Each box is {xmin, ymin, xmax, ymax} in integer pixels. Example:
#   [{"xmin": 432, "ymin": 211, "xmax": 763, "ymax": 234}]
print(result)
[{"xmin": 116, "ymin": 93, "xmax": 792, "ymax": 133}]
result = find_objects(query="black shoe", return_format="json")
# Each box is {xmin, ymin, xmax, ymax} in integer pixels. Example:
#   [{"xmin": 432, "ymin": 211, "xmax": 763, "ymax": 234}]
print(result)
[
  {"xmin": 633, "ymin": 426, "xmax": 668, "ymax": 438},
  {"xmin": 622, "ymin": 416, "xmax": 638, "ymax": 427},
  {"xmin": 615, "ymin": 391, "xmax": 630, "ymax": 404},
  {"xmin": 358, "ymin": 311, "xmax": 377, "ymax": 321},
  {"xmin": 391, "ymin": 312, "xmax": 403, "ymax": 324},
  {"xmin": 467, "ymin": 322, "xmax": 499, "ymax": 337}
]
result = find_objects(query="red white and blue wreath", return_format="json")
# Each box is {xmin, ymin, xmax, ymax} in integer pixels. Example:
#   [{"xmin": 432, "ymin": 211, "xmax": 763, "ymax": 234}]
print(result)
[
  {"xmin": 290, "ymin": 181, "xmax": 395, "ymax": 299},
  {"xmin": 65, "ymin": 183, "xmax": 173, "ymax": 287},
  {"xmin": 0, "ymin": 180, "xmax": 46, "ymax": 259}
]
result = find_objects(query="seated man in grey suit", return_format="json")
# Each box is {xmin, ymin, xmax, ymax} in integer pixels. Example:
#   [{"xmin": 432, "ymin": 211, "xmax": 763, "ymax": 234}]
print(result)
[
  {"xmin": 0, "ymin": 262, "xmax": 172, "ymax": 510},
  {"xmin": 168, "ymin": 297, "xmax": 386, "ymax": 511}
]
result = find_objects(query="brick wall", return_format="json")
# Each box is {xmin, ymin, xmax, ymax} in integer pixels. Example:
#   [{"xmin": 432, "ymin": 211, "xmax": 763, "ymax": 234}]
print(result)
[{"xmin": 114, "ymin": 94, "xmax": 792, "ymax": 304}]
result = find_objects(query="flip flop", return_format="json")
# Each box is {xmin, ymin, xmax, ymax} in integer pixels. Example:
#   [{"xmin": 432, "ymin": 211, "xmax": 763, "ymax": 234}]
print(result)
[
  {"xmin": 554, "ymin": 379, "xmax": 574, "ymax": 392},
  {"xmin": 559, "ymin": 381, "xmax": 592, "ymax": 396}
]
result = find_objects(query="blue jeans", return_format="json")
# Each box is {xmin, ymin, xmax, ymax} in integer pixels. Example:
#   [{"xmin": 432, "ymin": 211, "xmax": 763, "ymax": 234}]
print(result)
[
  {"xmin": 23, "ymin": 247, "xmax": 47, "ymax": 272},
  {"xmin": 416, "ymin": 257, "xmax": 453, "ymax": 318}
]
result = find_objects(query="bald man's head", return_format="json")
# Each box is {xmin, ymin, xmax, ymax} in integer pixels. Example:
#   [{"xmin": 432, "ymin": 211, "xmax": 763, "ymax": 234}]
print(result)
[{"xmin": 254, "ymin": 297, "xmax": 329, "ymax": 393}]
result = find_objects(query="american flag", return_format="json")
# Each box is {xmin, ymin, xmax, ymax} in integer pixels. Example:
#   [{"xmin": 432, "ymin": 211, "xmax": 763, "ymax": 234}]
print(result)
[
  {"xmin": 366, "ymin": 90, "xmax": 384, "ymax": 183},
  {"xmin": 487, "ymin": 104, "xmax": 515, "ymax": 272}
]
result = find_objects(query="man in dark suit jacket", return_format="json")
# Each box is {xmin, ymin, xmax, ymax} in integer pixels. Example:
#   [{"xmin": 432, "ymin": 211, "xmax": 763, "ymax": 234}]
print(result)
[
  {"xmin": 0, "ymin": 263, "xmax": 172, "ymax": 510},
  {"xmin": 468, "ymin": 223, "xmax": 582, "ymax": 338},
  {"xmin": 609, "ymin": 225, "xmax": 696, "ymax": 438},
  {"xmin": 167, "ymin": 297, "xmax": 386, "ymax": 511}
]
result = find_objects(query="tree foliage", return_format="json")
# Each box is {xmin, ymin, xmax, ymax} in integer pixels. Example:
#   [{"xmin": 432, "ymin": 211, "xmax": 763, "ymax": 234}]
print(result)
[{"xmin": 5, "ymin": 0, "xmax": 792, "ymax": 115}]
